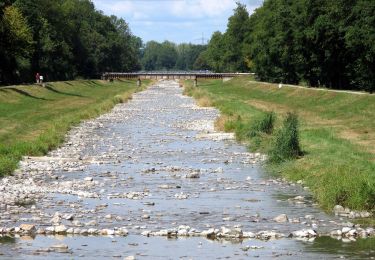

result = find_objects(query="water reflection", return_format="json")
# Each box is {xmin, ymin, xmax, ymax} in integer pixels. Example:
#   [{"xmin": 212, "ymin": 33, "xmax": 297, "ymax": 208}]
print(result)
[
  {"xmin": 0, "ymin": 236, "xmax": 16, "ymax": 244},
  {"xmin": 301, "ymin": 237, "xmax": 375, "ymax": 259}
]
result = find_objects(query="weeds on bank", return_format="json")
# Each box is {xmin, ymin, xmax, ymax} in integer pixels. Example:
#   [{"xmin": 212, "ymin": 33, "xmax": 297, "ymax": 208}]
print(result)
[
  {"xmin": 269, "ymin": 112, "xmax": 302, "ymax": 163},
  {"xmin": 113, "ymin": 92, "xmax": 133, "ymax": 103},
  {"xmin": 182, "ymin": 78, "xmax": 375, "ymax": 212},
  {"xmin": 248, "ymin": 111, "xmax": 276, "ymax": 137}
]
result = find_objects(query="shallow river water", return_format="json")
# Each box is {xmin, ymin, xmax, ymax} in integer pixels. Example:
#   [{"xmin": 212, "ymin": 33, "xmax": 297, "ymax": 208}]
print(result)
[{"xmin": 0, "ymin": 80, "xmax": 374, "ymax": 259}]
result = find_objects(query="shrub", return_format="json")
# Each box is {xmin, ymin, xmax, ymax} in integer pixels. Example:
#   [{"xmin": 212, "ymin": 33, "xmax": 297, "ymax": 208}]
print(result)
[
  {"xmin": 269, "ymin": 112, "xmax": 302, "ymax": 162},
  {"xmin": 248, "ymin": 111, "xmax": 276, "ymax": 137}
]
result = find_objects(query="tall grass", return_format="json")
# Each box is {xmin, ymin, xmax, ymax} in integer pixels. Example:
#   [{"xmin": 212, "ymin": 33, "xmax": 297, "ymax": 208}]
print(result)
[
  {"xmin": 182, "ymin": 77, "xmax": 375, "ymax": 211},
  {"xmin": 269, "ymin": 112, "xmax": 302, "ymax": 162},
  {"xmin": 248, "ymin": 111, "xmax": 276, "ymax": 137}
]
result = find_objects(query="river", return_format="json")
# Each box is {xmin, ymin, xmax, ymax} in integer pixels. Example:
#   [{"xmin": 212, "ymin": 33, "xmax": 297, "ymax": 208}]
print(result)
[{"xmin": 0, "ymin": 80, "xmax": 374, "ymax": 259}]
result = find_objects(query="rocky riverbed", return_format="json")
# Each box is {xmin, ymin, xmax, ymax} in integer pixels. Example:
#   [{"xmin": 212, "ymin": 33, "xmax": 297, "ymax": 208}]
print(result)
[{"xmin": 0, "ymin": 80, "xmax": 374, "ymax": 259}]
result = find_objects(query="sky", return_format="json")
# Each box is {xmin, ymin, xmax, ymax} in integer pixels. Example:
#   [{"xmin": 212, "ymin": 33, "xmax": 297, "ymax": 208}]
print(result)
[{"xmin": 92, "ymin": 0, "xmax": 264, "ymax": 44}]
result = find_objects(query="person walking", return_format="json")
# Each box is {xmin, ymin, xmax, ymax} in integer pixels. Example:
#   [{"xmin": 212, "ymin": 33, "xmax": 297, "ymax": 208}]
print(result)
[{"xmin": 35, "ymin": 72, "xmax": 40, "ymax": 84}]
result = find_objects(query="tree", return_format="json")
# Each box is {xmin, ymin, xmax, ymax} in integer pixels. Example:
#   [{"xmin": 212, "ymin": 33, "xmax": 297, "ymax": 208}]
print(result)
[
  {"xmin": 0, "ymin": 0, "xmax": 141, "ymax": 84},
  {"xmin": 345, "ymin": 0, "xmax": 375, "ymax": 92},
  {"xmin": 0, "ymin": 4, "xmax": 33, "ymax": 84},
  {"xmin": 222, "ymin": 2, "xmax": 249, "ymax": 72},
  {"xmin": 204, "ymin": 31, "xmax": 226, "ymax": 72}
]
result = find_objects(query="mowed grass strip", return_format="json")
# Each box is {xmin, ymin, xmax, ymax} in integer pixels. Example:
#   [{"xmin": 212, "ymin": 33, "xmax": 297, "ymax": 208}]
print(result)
[
  {"xmin": 0, "ymin": 79, "xmax": 149, "ymax": 176},
  {"xmin": 184, "ymin": 77, "xmax": 375, "ymax": 211}
]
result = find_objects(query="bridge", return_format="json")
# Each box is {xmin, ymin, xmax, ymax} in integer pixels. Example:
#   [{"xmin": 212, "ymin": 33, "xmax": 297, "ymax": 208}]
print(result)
[{"xmin": 102, "ymin": 72, "xmax": 253, "ymax": 86}]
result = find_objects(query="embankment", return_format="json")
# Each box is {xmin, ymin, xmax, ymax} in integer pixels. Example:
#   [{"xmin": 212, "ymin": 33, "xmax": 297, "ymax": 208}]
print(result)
[
  {"xmin": 184, "ymin": 77, "xmax": 375, "ymax": 213},
  {"xmin": 0, "ymin": 79, "xmax": 149, "ymax": 176}
]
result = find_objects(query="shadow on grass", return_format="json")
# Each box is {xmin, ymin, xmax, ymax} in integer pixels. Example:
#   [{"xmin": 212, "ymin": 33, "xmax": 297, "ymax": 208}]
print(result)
[
  {"xmin": 117, "ymin": 79, "xmax": 135, "ymax": 84},
  {"xmin": 45, "ymin": 84, "xmax": 85, "ymax": 97},
  {"xmin": 8, "ymin": 88, "xmax": 50, "ymax": 101},
  {"xmin": 79, "ymin": 80, "xmax": 101, "ymax": 87}
]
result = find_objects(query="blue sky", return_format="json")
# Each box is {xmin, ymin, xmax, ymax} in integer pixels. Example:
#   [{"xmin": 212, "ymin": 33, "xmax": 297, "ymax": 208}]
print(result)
[{"xmin": 92, "ymin": 0, "xmax": 264, "ymax": 44}]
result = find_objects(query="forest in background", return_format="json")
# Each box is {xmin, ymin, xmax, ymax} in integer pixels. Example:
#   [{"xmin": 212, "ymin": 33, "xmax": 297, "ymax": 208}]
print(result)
[
  {"xmin": 197, "ymin": 0, "xmax": 375, "ymax": 92},
  {"xmin": 0, "ymin": 0, "xmax": 141, "ymax": 84},
  {"xmin": 140, "ymin": 41, "xmax": 206, "ymax": 71},
  {"xmin": 1, "ymin": 0, "xmax": 374, "ymax": 92}
]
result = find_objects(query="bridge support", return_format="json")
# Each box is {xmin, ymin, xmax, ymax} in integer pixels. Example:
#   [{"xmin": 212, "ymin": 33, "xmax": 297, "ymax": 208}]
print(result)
[
  {"xmin": 101, "ymin": 72, "xmax": 254, "ymax": 83},
  {"xmin": 137, "ymin": 78, "xmax": 141, "ymax": 87}
]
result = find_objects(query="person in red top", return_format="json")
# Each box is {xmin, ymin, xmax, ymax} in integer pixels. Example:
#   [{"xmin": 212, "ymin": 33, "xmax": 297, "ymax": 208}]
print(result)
[{"xmin": 35, "ymin": 72, "xmax": 40, "ymax": 83}]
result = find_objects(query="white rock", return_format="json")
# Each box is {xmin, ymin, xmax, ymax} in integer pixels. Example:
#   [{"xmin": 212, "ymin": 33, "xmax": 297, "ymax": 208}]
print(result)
[
  {"xmin": 107, "ymin": 229, "xmax": 115, "ymax": 235},
  {"xmin": 273, "ymin": 214, "xmax": 288, "ymax": 223},
  {"xmin": 243, "ymin": 232, "xmax": 256, "ymax": 238},
  {"xmin": 19, "ymin": 224, "xmax": 36, "ymax": 233},
  {"xmin": 45, "ymin": 226, "xmax": 55, "ymax": 233},
  {"xmin": 88, "ymin": 228, "xmax": 98, "ymax": 234},
  {"xmin": 178, "ymin": 229, "xmax": 188, "ymax": 236},
  {"xmin": 55, "ymin": 225, "xmax": 67, "ymax": 233},
  {"xmin": 333, "ymin": 205, "xmax": 345, "ymax": 214},
  {"xmin": 291, "ymin": 229, "xmax": 317, "ymax": 238},
  {"xmin": 141, "ymin": 230, "xmax": 151, "ymax": 236},
  {"xmin": 63, "ymin": 214, "xmax": 74, "ymax": 221},
  {"xmin": 293, "ymin": 196, "xmax": 304, "ymax": 201},
  {"xmin": 142, "ymin": 214, "xmax": 150, "ymax": 219},
  {"xmin": 85, "ymin": 220, "xmax": 97, "ymax": 226},
  {"xmin": 346, "ymin": 229, "xmax": 357, "ymax": 237},
  {"xmin": 50, "ymin": 244, "xmax": 68, "ymax": 250}
]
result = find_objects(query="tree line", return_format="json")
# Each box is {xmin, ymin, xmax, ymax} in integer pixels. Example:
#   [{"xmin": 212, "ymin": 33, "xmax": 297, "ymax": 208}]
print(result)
[
  {"xmin": 198, "ymin": 0, "xmax": 375, "ymax": 92},
  {"xmin": 140, "ymin": 41, "xmax": 206, "ymax": 71},
  {"xmin": 1, "ymin": 0, "xmax": 374, "ymax": 91},
  {"xmin": 0, "ymin": 0, "xmax": 141, "ymax": 85}
]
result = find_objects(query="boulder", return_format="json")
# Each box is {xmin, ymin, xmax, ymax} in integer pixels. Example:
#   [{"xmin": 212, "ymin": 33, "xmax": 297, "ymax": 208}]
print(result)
[
  {"xmin": 19, "ymin": 224, "xmax": 36, "ymax": 233},
  {"xmin": 273, "ymin": 214, "xmax": 288, "ymax": 223}
]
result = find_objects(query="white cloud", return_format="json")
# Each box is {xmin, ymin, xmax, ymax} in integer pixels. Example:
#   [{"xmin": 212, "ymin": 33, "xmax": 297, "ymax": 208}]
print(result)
[
  {"xmin": 93, "ymin": 0, "xmax": 240, "ymax": 20},
  {"xmin": 91, "ymin": 0, "xmax": 264, "ymax": 43},
  {"xmin": 170, "ymin": 0, "xmax": 236, "ymax": 18},
  {"xmin": 94, "ymin": 0, "xmax": 135, "ymax": 16}
]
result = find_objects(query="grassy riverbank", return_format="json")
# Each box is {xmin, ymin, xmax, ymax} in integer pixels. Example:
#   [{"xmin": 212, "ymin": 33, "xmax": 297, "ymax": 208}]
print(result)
[
  {"xmin": 184, "ymin": 77, "xmax": 375, "ymax": 212},
  {"xmin": 0, "ymin": 79, "xmax": 149, "ymax": 176}
]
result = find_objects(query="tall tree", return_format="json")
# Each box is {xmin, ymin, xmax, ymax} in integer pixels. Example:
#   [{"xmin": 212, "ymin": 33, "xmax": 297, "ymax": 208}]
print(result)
[
  {"xmin": 0, "ymin": 4, "xmax": 33, "ymax": 84},
  {"xmin": 345, "ymin": 0, "xmax": 375, "ymax": 92},
  {"xmin": 222, "ymin": 2, "xmax": 249, "ymax": 72},
  {"xmin": 1, "ymin": 0, "xmax": 140, "ymax": 84}
]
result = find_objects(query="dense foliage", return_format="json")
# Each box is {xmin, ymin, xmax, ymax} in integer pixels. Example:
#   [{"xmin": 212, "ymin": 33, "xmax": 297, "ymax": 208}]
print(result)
[
  {"xmin": 1, "ymin": 0, "xmax": 374, "ymax": 91},
  {"xmin": 200, "ymin": 1, "xmax": 375, "ymax": 92},
  {"xmin": 0, "ymin": 0, "xmax": 141, "ymax": 85},
  {"xmin": 140, "ymin": 41, "xmax": 206, "ymax": 71}
]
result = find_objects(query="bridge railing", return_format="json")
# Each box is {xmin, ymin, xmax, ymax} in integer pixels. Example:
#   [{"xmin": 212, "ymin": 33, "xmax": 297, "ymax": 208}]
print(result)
[{"xmin": 102, "ymin": 72, "xmax": 254, "ymax": 81}]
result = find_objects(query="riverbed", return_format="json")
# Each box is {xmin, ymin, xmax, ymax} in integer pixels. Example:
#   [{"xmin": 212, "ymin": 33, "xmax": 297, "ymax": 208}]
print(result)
[{"xmin": 0, "ymin": 80, "xmax": 374, "ymax": 259}]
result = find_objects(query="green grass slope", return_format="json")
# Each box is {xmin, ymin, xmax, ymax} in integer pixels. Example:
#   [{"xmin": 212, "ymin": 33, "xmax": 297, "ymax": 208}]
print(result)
[
  {"xmin": 0, "ymin": 79, "xmax": 148, "ymax": 176},
  {"xmin": 184, "ymin": 77, "xmax": 375, "ymax": 211}
]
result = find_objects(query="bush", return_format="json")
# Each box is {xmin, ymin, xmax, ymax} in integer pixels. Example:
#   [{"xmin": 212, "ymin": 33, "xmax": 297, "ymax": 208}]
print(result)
[
  {"xmin": 248, "ymin": 111, "xmax": 276, "ymax": 137},
  {"xmin": 269, "ymin": 112, "xmax": 302, "ymax": 162}
]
